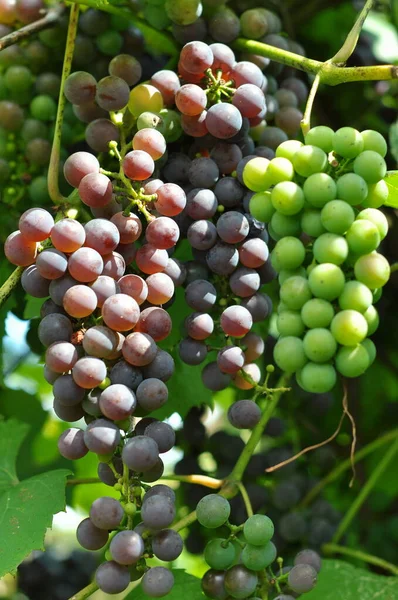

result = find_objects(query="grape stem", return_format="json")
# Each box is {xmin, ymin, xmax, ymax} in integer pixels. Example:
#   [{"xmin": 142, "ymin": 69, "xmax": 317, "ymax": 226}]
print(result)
[
  {"xmin": 301, "ymin": 73, "xmax": 321, "ymax": 136},
  {"xmin": 48, "ymin": 3, "xmax": 80, "ymax": 206},
  {"xmin": 68, "ymin": 581, "xmax": 99, "ymax": 600},
  {"xmin": 235, "ymin": 481, "xmax": 254, "ymax": 517},
  {"xmin": 0, "ymin": 3, "xmax": 64, "ymax": 51},
  {"xmin": 299, "ymin": 428, "xmax": 398, "ymax": 508},
  {"xmin": 161, "ymin": 474, "xmax": 224, "ymax": 489},
  {"xmin": 330, "ymin": 0, "xmax": 376, "ymax": 64},
  {"xmin": 332, "ymin": 435, "xmax": 398, "ymax": 544},
  {"xmin": 66, "ymin": 477, "xmax": 100, "ymax": 486},
  {"xmin": 0, "ymin": 267, "xmax": 23, "ymax": 310},
  {"xmin": 323, "ymin": 543, "xmax": 398, "ymax": 575}
]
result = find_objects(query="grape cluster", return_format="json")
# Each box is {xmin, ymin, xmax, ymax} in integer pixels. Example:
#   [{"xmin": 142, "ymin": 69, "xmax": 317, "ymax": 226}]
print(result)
[
  {"xmin": 197, "ymin": 499, "xmax": 321, "ymax": 599},
  {"xmin": 245, "ymin": 126, "xmax": 390, "ymax": 392}
]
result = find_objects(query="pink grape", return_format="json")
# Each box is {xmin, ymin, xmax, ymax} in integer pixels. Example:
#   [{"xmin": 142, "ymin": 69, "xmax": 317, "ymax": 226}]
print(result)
[
  {"xmin": 99, "ymin": 384, "xmax": 136, "ymax": 421},
  {"xmin": 4, "ymin": 230, "xmax": 37, "ymax": 266},
  {"xmin": 63, "ymin": 284, "xmax": 98, "ymax": 318},
  {"xmin": 241, "ymin": 332, "xmax": 265, "ymax": 362},
  {"xmin": 72, "ymin": 356, "xmax": 107, "ymax": 389},
  {"xmin": 175, "ymin": 84, "xmax": 207, "ymax": 116},
  {"xmin": 45, "ymin": 341, "xmax": 79, "ymax": 373},
  {"xmin": 234, "ymin": 363, "xmax": 261, "ymax": 390},
  {"xmin": 145, "ymin": 217, "xmax": 180, "ymax": 250},
  {"xmin": 133, "ymin": 128, "xmax": 166, "ymax": 161},
  {"xmin": 82, "ymin": 325, "xmax": 120, "ymax": 358},
  {"xmin": 84, "ymin": 219, "xmax": 120, "ymax": 255},
  {"xmin": 89, "ymin": 276, "xmax": 120, "ymax": 308},
  {"xmin": 36, "ymin": 248, "xmax": 68, "ymax": 280},
  {"xmin": 63, "ymin": 151, "xmax": 100, "ymax": 188},
  {"xmin": 21, "ymin": 265, "xmax": 50, "ymax": 298},
  {"xmin": 135, "ymin": 307, "xmax": 172, "ymax": 342},
  {"xmin": 51, "ymin": 218, "xmax": 86, "ymax": 253},
  {"xmin": 185, "ymin": 312, "xmax": 214, "ymax": 340},
  {"xmin": 135, "ymin": 244, "xmax": 168, "ymax": 274},
  {"xmin": 179, "ymin": 41, "xmax": 214, "ymax": 75},
  {"xmin": 154, "ymin": 183, "xmax": 187, "ymax": 217},
  {"xmin": 79, "ymin": 173, "xmax": 113, "ymax": 208},
  {"xmin": 110, "ymin": 212, "xmax": 142, "ymax": 244},
  {"xmin": 122, "ymin": 332, "xmax": 157, "ymax": 366},
  {"xmin": 239, "ymin": 238, "xmax": 269, "ymax": 268},
  {"xmin": 150, "ymin": 70, "xmax": 181, "ymax": 107},
  {"xmin": 68, "ymin": 247, "xmax": 104, "ymax": 282},
  {"xmin": 102, "ymin": 252, "xmax": 126, "ymax": 279},
  {"xmin": 181, "ymin": 111, "xmax": 208, "ymax": 137},
  {"xmin": 146, "ymin": 273, "xmax": 175, "ymax": 305},
  {"xmin": 217, "ymin": 346, "xmax": 245, "ymax": 374},
  {"xmin": 19, "ymin": 207, "xmax": 54, "ymax": 241},
  {"xmin": 122, "ymin": 150, "xmax": 155, "ymax": 181},
  {"xmin": 102, "ymin": 293, "xmax": 140, "ymax": 331},
  {"xmin": 53, "ymin": 399, "xmax": 84, "ymax": 422},
  {"xmin": 116, "ymin": 243, "xmax": 137, "ymax": 266},
  {"xmin": 118, "ymin": 274, "xmax": 148, "ymax": 305},
  {"xmin": 143, "ymin": 179, "xmax": 164, "ymax": 195},
  {"xmin": 58, "ymin": 428, "xmax": 88, "ymax": 460},
  {"xmin": 220, "ymin": 305, "xmax": 253, "ymax": 338}
]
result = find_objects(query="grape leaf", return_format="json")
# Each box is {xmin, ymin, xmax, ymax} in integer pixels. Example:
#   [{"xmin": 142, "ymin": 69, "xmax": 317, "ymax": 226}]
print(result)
[
  {"xmin": 389, "ymin": 121, "xmax": 398, "ymax": 164},
  {"xmin": 126, "ymin": 570, "xmax": 203, "ymax": 600},
  {"xmin": 305, "ymin": 559, "xmax": 398, "ymax": 600},
  {"xmin": 384, "ymin": 172, "xmax": 398, "ymax": 207},
  {"xmin": 0, "ymin": 419, "xmax": 71, "ymax": 577},
  {"xmin": 0, "ymin": 419, "xmax": 28, "ymax": 494}
]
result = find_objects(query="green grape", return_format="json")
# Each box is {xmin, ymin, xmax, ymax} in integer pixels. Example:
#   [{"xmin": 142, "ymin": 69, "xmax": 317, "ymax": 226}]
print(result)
[
  {"xmin": 249, "ymin": 191, "xmax": 275, "ymax": 223},
  {"xmin": 297, "ymin": 362, "xmax": 336, "ymax": 393},
  {"xmin": 301, "ymin": 298, "xmax": 334, "ymax": 328},
  {"xmin": 243, "ymin": 157, "xmax": 271, "ymax": 192},
  {"xmin": 275, "ymin": 139, "xmax": 303, "ymax": 161},
  {"xmin": 301, "ymin": 209, "xmax": 326, "ymax": 237},
  {"xmin": 331, "ymin": 309, "xmax": 368, "ymax": 345},
  {"xmin": 242, "ymin": 541, "xmax": 277, "ymax": 571},
  {"xmin": 335, "ymin": 344, "xmax": 370, "ymax": 377},
  {"xmin": 266, "ymin": 157, "xmax": 294, "ymax": 185},
  {"xmin": 240, "ymin": 7, "xmax": 269, "ymax": 39},
  {"xmin": 338, "ymin": 280, "xmax": 372, "ymax": 312},
  {"xmin": 272, "ymin": 237, "xmax": 306, "ymax": 270},
  {"xmin": 313, "ymin": 233, "xmax": 348, "ymax": 265},
  {"xmin": 143, "ymin": 4, "xmax": 171, "ymax": 29},
  {"xmin": 196, "ymin": 494, "xmax": 230, "ymax": 529},
  {"xmin": 363, "ymin": 305, "xmax": 379, "ymax": 335},
  {"xmin": 304, "ymin": 125, "xmax": 334, "ymax": 152},
  {"xmin": 271, "ymin": 212, "xmax": 301, "ymax": 237},
  {"xmin": 273, "ymin": 336, "xmax": 307, "ymax": 373},
  {"xmin": 276, "ymin": 310, "xmax": 305, "ymax": 337},
  {"xmin": 29, "ymin": 176, "xmax": 51, "ymax": 203},
  {"xmin": 356, "ymin": 208, "xmax": 388, "ymax": 239},
  {"xmin": 204, "ymin": 539, "xmax": 235, "ymax": 570},
  {"xmin": 268, "ymin": 224, "xmax": 281, "ymax": 242},
  {"xmin": 354, "ymin": 252, "xmax": 390, "ymax": 289},
  {"xmin": 280, "ymin": 276, "xmax": 312, "ymax": 310},
  {"xmin": 353, "ymin": 150, "xmax": 387, "ymax": 183},
  {"xmin": 335, "ymin": 173, "xmax": 368, "ymax": 206},
  {"xmin": 308, "ymin": 263, "xmax": 345, "ymax": 300},
  {"xmin": 250, "ymin": 121, "xmax": 267, "ymax": 142},
  {"xmin": 243, "ymin": 514, "xmax": 274, "ymax": 546},
  {"xmin": 271, "ymin": 181, "xmax": 305, "ymax": 215},
  {"xmin": 137, "ymin": 111, "xmax": 163, "ymax": 131},
  {"xmin": 128, "ymin": 84, "xmax": 164, "ymax": 118},
  {"xmin": 320, "ymin": 200, "xmax": 355, "ymax": 234},
  {"xmin": 30, "ymin": 95, "xmax": 56, "ymax": 121},
  {"xmin": 333, "ymin": 127, "xmax": 364, "ymax": 158},
  {"xmin": 362, "ymin": 338, "xmax": 376, "ymax": 364},
  {"xmin": 303, "ymin": 328, "xmax": 337, "ymax": 363},
  {"xmin": 165, "ymin": 0, "xmax": 201, "ymax": 25},
  {"xmin": 361, "ymin": 130, "xmax": 387, "ymax": 157},
  {"xmin": 5, "ymin": 66, "xmax": 33, "ymax": 93},
  {"xmin": 362, "ymin": 180, "xmax": 389, "ymax": 209},
  {"xmin": 278, "ymin": 267, "xmax": 307, "ymax": 285},
  {"xmin": 292, "ymin": 145, "xmax": 327, "ymax": 177},
  {"xmin": 303, "ymin": 173, "xmax": 337, "ymax": 208},
  {"xmin": 277, "ymin": 301, "xmax": 289, "ymax": 314},
  {"xmin": 96, "ymin": 30, "xmax": 123, "ymax": 55},
  {"xmin": 158, "ymin": 109, "xmax": 182, "ymax": 143},
  {"xmin": 346, "ymin": 220, "xmax": 380, "ymax": 255}
]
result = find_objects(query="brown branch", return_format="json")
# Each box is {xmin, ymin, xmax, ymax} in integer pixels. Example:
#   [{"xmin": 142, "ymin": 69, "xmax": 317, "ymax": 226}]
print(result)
[{"xmin": 0, "ymin": 3, "xmax": 64, "ymax": 51}]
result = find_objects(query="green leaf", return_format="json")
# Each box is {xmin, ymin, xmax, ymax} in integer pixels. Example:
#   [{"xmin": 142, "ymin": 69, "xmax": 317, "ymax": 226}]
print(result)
[
  {"xmin": 0, "ymin": 468, "xmax": 70, "ymax": 577},
  {"xmin": 0, "ymin": 420, "xmax": 29, "ymax": 494},
  {"xmin": 384, "ymin": 172, "xmax": 398, "ymax": 208},
  {"xmin": 126, "ymin": 570, "xmax": 202, "ymax": 600},
  {"xmin": 389, "ymin": 121, "xmax": 398, "ymax": 164},
  {"xmin": 0, "ymin": 419, "xmax": 71, "ymax": 576},
  {"xmin": 305, "ymin": 559, "xmax": 398, "ymax": 600}
]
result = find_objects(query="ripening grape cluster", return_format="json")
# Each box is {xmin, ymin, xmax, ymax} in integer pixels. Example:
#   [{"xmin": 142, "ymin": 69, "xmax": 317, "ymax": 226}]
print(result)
[
  {"xmin": 196, "ymin": 496, "xmax": 321, "ymax": 598},
  {"xmin": 244, "ymin": 126, "xmax": 391, "ymax": 393}
]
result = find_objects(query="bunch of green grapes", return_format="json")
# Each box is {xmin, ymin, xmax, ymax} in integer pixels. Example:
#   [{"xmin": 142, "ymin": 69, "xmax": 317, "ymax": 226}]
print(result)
[{"xmin": 246, "ymin": 126, "xmax": 390, "ymax": 393}]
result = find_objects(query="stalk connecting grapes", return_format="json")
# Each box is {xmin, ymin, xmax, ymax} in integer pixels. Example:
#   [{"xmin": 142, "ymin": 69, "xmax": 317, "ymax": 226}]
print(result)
[{"xmin": 0, "ymin": 0, "xmax": 397, "ymax": 598}]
